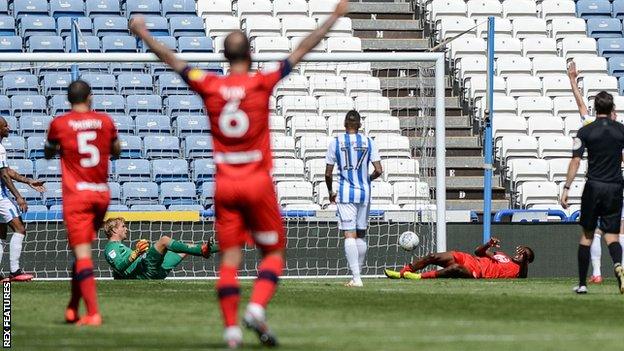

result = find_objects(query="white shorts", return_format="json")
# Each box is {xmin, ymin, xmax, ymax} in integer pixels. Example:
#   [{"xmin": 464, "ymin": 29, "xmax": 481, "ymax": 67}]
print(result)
[
  {"xmin": 0, "ymin": 198, "xmax": 19, "ymax": 224},
  {"xmin": 336, "ymin": 203, "xmax": 370, "ymax": 231}
]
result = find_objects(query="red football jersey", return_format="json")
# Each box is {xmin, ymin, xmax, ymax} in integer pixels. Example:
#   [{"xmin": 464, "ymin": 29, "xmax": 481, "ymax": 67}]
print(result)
[
  {"xmin": 477, "ymin": 252, "xmax": 520, "ymax": 279},
  {"xmin": 47, "ymin": 111, "xmax": 118, "ymax": 202},
  {"xmin": 182, "ymin": 60, "xmax": 291, "ymax": 178}
]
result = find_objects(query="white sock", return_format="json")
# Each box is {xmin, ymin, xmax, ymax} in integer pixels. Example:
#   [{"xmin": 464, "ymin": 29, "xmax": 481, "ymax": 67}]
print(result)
[
  {"xmin": 356, "ymin": 238, "xmax": 367, "ymax": 274},
  {"xmin": 344, "ymin": 238, "xmax": 361, "ymax": 283},
  {"xmin": 619, "ymin": 235, "xmax": 624, "ymax": 258},
  {"xmin": 9, "ymin": 233, "xmax": 24, "ymax": 273},
  {"xmin": 591, "ymin": 233, "xmax": 602, "ymax": 277}
]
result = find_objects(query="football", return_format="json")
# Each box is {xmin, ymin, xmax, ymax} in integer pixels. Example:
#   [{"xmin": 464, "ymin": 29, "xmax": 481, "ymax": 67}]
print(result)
[{"xmin": 398, "ymin": 231, "xmax": 420, "ymax": 251}]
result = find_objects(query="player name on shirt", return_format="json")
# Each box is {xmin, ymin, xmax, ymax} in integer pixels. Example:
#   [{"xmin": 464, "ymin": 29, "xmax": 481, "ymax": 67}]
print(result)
[{"xmin": 68, "ymin": 119, "xmax": 103, "ymax": 131}]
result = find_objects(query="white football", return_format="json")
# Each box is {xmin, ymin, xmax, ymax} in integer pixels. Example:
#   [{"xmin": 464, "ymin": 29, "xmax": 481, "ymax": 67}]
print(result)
[{"xmin": 399, "ymin": 231, "xmax": 420, "ymax": 251}]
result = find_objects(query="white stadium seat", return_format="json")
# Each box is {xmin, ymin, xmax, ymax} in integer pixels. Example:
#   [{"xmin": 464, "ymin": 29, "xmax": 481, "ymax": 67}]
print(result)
[
  {"xmin": 318, "ymin": 96, "xmax": 354, "ymax": 116},
  {"xmin": 437, "ymin": 17, "xmax": 477, "ymax": 40},
  {"xmin": 290, "ymin": 114, "xmax": 327, "ymax": 136},
  {"xmin": 290, "ymin": 36, "xmax": 325, "ymax": 53},
  {"xmin": 493, "ymin": 37, "xmax": 522, "ymax": 56},
  {"xmin": 527, "ymin": 116, "xmax": 564, "ymax": 137},
  {"xmin": 465, "ymin": 75, "xmax": 506, "ymax": 100},
  {"xmin": 538, "ymin": 135, "xmax": 573, "ymax": 159},
  {"xmin": 578, "ymin": 75, "xmax": 619, "ymax": 98},
  {"xmin": 374, "ymin": 134, "xmax": 411, "ymax": 159},
  {"xmin": 574, "ymin": 56, "xmax": 608, "ymax": 75},
  {"xmin": 539, "ymin": 0, "xmax": 577, "ymax": 20},
  {"xmin": 305, "ymin": 158, "xmax": 337, "ymax": 183},
  {"xmin": 543, "ymin": 75, "xmax": 574, "ymax": 97},
  {"xmin": 345, "ymin": 76, "xmax": 381, "ymax": 97},
  {"xmin": 488, "ymin": 95, "xmax": 517, "ymax": 118},
  {"xmin": 522, "ymin": 37, "xmax": 557, "ymax": 58},
  {"xmin": 563, "ymin": 115, "xmax": 584, "ymax": 136},
  {"xmin": 511, "ymin": 18, "xmax": 547, "ymax": 38},
  {"xmin": 275, "ymin": 74, "xmax": 308, "ymax": 97},
  {"xmin": 370, "ymin": 181, "xmax": 394, "ymax": 204},
  {"xmin": 273, "ymin": 0, "xmax": 308, "ymax": 17},
  {"xmin": 236, "ymin": 0, "xmax": 272, "ymax": 18},
  {"xmin": 244, "ymin": 15, "xmax": 281, "ymax": 38},
  {"xmin": 502, "ymin": 0, "xmax": 537, "ymax": 19},
  {"xmin": 308, "ymin": 0, "xmax": 339, "ymax": 18},
  {"xmin": 496, "ymin": 55, "xmax": 532, "ymax": 77},
  {"xmin": 560, "ymin": 37, "xmax": 598, "ymax": 59},
  {"xmin": 204, "ymin": 16, "xmax": 240, "ymax": 37},
  {"xmin": 554, "ymin": 97, "xmax": 583, "ymax": 119},
  {"xmin": 327, "ymin": 114, "xmax": 346, "ymax": 136},
  {"xmin": 281, "ymin": 16, "xmax": 316, "ymax": 37},
  {"xmin": 466, "ymin": 0, "xmax": 503, "ymax": 18},
  {"xmin": 532, "ymin": 56, "xmax": 567, "ymax": 77},
  {"xmin": 252, "ymin": 36, "xmax": 290, "ymax": 53},
  {"xmin": 500, "ymin": 135, "xmax": 539, "ymax": 162},
  {"xmin": 336, "ymin": 62, "xmax": 372, "ymax": 77},
  {"xmin": 298, "ymin": 133, "xmax": 332, "ymax": 160},
  {"xmin": 456, "ymin": 55, "xmax": 487, "ymax": 77},
  {"xmin": 428, "ymin": 0, "xmax": 468, "ymax": 23},
  {"xmin": 197, "ymin": 0, "xmax": 232, "ymax": 17},
  {"xmin": 354, "ymin": 96, "xmax": 390, "ymax": 117},
  {"xmin": 269, "ymin": 114, "xmax": 287, "ymax": 134},
  {"xmin": 272, "ymin": 158, "xmax": 305, "ymax": 182},
  {"xmin": 493, "ymin": 116, "xmax": 527, "ymax": 142},
  {"xmin": 506, "ymin": 75, "xmax": 542, "ymax": 97},
  {"xmin": 549, "ymin": 158, "xmax": 586, "ymax": 182},
  {"xmin": 559, "ymin": 181, "xmax": 585, "ymax": 206},
  {"xmin": 517, "ymin": 96, "xmax": 554, "ymax": 117},
  {"xmin": 517, "ymin": 181, "xmax": 559, "ymax": 207},
  {"xmin": 476, "ymin": 18, "xmax": 512, "ymax": 38},
  {"xmin": 309, "ymin": 75, "xmax": 346, "ymax": 96},
  {"xmin": 381, "ymin": 158, "xmax": 419, "ymax": 182},
  {"xmin": 364, "ymin": 115, "xmax": 400, "ymax": 135},
  {"xmin": 548, "ymin": 17, "xmax": 587, "ymax": 39},
  {"xmin": 279, "ymin": 95, "xmax": 317, "ymax": 117},
  {"xmin": 326, "ymin": 37, "xmax": 361, "ymax": 53},
  {"xmin": 316, "ymin": 182, "xmax": 338, "ymax": 207},
  {"xmin": 300, "ymin": 62, "xmax": 337, "ymax": 76},
  {"xmin": 321, "ymin": 17, "xmax": 353, "ymax": 37},
  {"xmin": 508, "ymin": 158, "xmax": 549, "ymax": 184},
  {"xmin": 449, "ymin": 37, "xmax": 487, "ymax": 60},
  {"xmin": 276, "ymin": 181, "xmax": 314, "ymax": 205},
  {"xmin": 270, "ymin": 134, "xmax": 296, "ymax": 158},
  {"xmin": 393, "ymin": 182, "xmax": 430, "ymax": 205}
]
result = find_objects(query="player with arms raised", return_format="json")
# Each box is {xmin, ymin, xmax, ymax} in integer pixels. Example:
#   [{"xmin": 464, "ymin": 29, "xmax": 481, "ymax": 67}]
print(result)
[
  {"xmin": 45, "ymin": 80, "xmax": 121, "ymax": 326},
  {"xmin": 130, "ymin": 0, "xmax": 349, "ymax": 346}
]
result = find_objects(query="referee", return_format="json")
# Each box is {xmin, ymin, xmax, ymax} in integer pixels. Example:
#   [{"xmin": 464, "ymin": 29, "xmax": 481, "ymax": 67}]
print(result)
[{"xmin": 561, "ymin": 61, "xmax": 624, "ymax": 294}]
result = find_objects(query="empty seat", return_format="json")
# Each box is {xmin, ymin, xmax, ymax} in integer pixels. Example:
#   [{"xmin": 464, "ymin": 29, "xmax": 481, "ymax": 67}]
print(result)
[
  {"xmin": 204, "ymin": 15, "xmax": 239, "ymax": 37},
  {"xmin": 111, "ymin": 115, "xmax": 135, "ymax": 134},
  {"xmin": 499, "ymin": 135, "xmax": 538, "ymax": 162},
  {"xmin": 199, "ymin": 181, "xmax": 215, "ymax": 206},
  {"xmin": 554, "ymin": 96, "xmax": 582, "ymax": 119},
  {"xmin": 290, "ymin": 36, "xmax": 325, "ymax": 53},
  {"xmin": 169, "ymin": 16, "xmax": 204, "ymax": 37},
  {"xmin": 0, "ymin": 36, "xmax": 23, "ymax": 52},
  {"xmin": 14, "ymin": 0, "xmax": 49, "ymax": 18},
  {"xmin": 577, "ymin": 0, "xmax": 611, "ymax": 19},
  {"xmin": 115, "ymin": 159, "xmax": 151, "ymax": 182},
  {"xmin": 184, "ymin": 135, "xmax": 213, "ymax": 158},
  {"xmin": 354, "ymin": 96, "xmax": 390, "ymax": 117},
  {"xmin": 278, "ymin": 95, "xmax": 317, "ymax": 117},
  {"xmin": 365, "ymin": 115, "xmax": 400, "ymax": 135},
  {"xmin": 191, "ymin": 158, "xmax": 215, "ymax": 183},
  {"xmin": 162, "ymin": 0, "xmax": 195, "ymax": 16},
  {"xmin": 527, "ymin": 116, "xmax": 563, "ymax": 136},
  {"xmin": 151, "ymin": 159, "xmax": 188, "ymax": 182},
  {"xmin": 290, "ymin": 115, "xmax": 326, "ymax": 136},
  {"xmin": 66, "ymin": 35, "xmax": 100, "ymax": 52},
  {"xmin": 101, "ymin": 35, "xmax": 137, "ymax": 52},
  {"xmin": 86, "ymin": 0, "xmax": 121, "ymax": 16},
  {"xmin": 157, "ymin": 73, "xmax": 190, "ymax": 95},
  {"xmin": 243, "ymin": 15, "xmax": 280, "ymax": 38},
  {"xmin": 543, "ymin": 74, "xmax": 573, "ymax": 97},
  {"xmin": 281, "ymin": 15, "xmax": 315, "ymax": 37},
  {"xmin": 122, "ymin": 182, "xmax": 159, "ymax": 205},
  {"xmin": 466, "ymin": 0, "xmax": 502, "ymax": 18},
  {"xmin": 305, "ymin": 158, "xmax": 336, "ymax": 182},
  {"xmin": 492, "ymin": 117, "xmax": 527, "ymax": 142},
  {"xmin": 503, "ymin": 0, "xmax": 537, "ymax": 19},
  {"xmin": 20, "ymin": 115, "xmax": 52, "ymax": 136},
  {"xmin": 118, "ymin": 73, "xmax": 153, "ymax": 95},
  {"xmin": 318, "ymin": 96, "xmax": 354, "ymax": 117},
  {"xmin": 272, "ymin": 158, "xmax": 305, "ymax": 182},
  {"xmin": 393, "ymin": 182, "xmax": 430, "ymax": 205},
  {"xmin": 381, "ymin": 158, "xmax": 419, "ymax": 182},
  {"xmin": 522, "ymin": 37, "xmax": 557, "ymax": 58},
  {"xmin": 276, "ymin": 181, "xmax": 314, "ymax": 206},
  {"xmin": 174, "ymin": 115, "xmax": 209, "ymax": 137},
  {"xmin": 345, "ymin": 76, "xmax": 381, "ymax": 97},
  {"xmin": 549, "ymin": 18, "xmax": 588, "ymax": 39},
  {"xmin": 532, "ymin": 56, "xmax": 566, "ymax": 76},
  {"xmin": 49, "ymin": 0, "xmax": 85, "ymax": 18},
  {"xmin": 588, "ymin": 18, "xmax": 622, "ymax": 40},
  {"xmin": 198, "ymin": 0, "xmax": 231, "ymax": 17},
  {"xmin": 108, "ymin": 182, "xmax": 122, "ymax": 203},
  {"xmin": 494, "ymin": 37, "xmax": 522, "ymax": 56},
  {"xmin": 309, "ymin": 76, "xmax": 345, "ymax": 96},
  {"xmin": 506, "ymin": 76, "xmax": 542, "ymax": 97},
  {"xmin": 579, "ymin": 75, "xmax": 618, "ymax": 98},
  {"xmin": 475, "ymin": 17, "xmax": 512, "ymax": 38},
  {"xmin": 130, "ymin": 204, "xmax": 166, "ymax": 211},
  {"xmin": 11, "ymin": 95, "xmax": 47, "ymax": 116},
  {"xmin": 308, "ymin": 0, "xmax": 339, "ymax": 18},
  {"xmin": 135, "ymin": 115, "xmax": 170, "ymax": 135},
  {"xmin": 517, "ymin": 97, "xmax": 554, "ymax": 117},
  {"xmin": 517, "ymin": 181, "xmax": 559, "ymax": 208},
  {"xmin": 93, "ymin": 16, "xmax": 128, "ymax": 37},
  {"xmin": 298, "ymin": 133, "xmax": 331, "ymax": 160},
  {"xmin": 35, "ymin": 159, "xmax": 61, "ymax": 181},
  {"xmin": 540, "ymin": 0, "xmax": 576, "ymax": 20},
  {"xmin": 374, "ymin": 134, "xmax": 411, "ymax": 159},
  {"xmin": 43, "ymin": 182, "xmax": 62, "ymax": 206},
  {"xmin": 3, "ymin": 116, "xmax": 17, "ymax": 135},
  {"xmin": 127, "ymin": 95, "xmax": 162, "ymax": 115},
  {"xmin": 141, "ymin": 35, "xmax": 176, "ymax": 51},
  {"xmin": 7, "ymin": 159, "xmax": 33, "ymax": 178},
  {"xmin": 125, "ymin": 0, "xmax": 161, "ymax": 17},
  {"xmin": 139, "ymin": 15, "xmax": 169, "ymax": 36},
  {"xmin": 178, "ymin": 36, "xmax": 212, "ymax": 52},
  {"xmin": 609, "ymin": 57, "xmax": 624, "ymax": 78},
  {"xmin": 20, "ymin": 16, "xmax": 56, "ymax": 38},
  {"xmin": 144, "ymin": 135, "xmax": 179, "ymax": 158},
  {"xmin": 27, "ymin": 35, "xmax": 64, "ymax": 52},
  {"xmin": 511, "ymin": 18, "xmax": 547, "ymax": 38},
  {"xmin": 538, "ymin": 135, "xmax": 573, "ymax": 159},
  {"xmin": 449, "ymin": 37, "xmax": 486, "ymax": 60},
  {"xmin": 49, "ymin": 95, "xmax": 71, "ymax": 115},
  {"xmin": 0, "ymin": 16, "xmax": 15, "ymax": 36},
  {"xmin": 165, "ymin": 95, "xmax": 204, "ymax": 116},
  {"xmin": 119, "ymin": 134, "xmax": 142, "ymax": 158},
  {"xmin": 160, "ymin": 182, "xmax": 196, "ymax": 206},
  {"xmin": 92, "ymin": 95, "xmax": 125, "ymax": 114},
  {"xmin": 82, "ymin": 73, "xmax": 116, "ymax": 94},
  {"xmin": 252, "ymin": 36, "xmax": 289, "ymax": 53},
  {"xmin": 275, "ymin": 74, "xmax": 308, "ymax": 97},
  {"xmin": 597, "ymin": 38, "xmax": 624, "ymax": 59},
  {"xmin": 614, "ymin": 0, "xmax": 624, "ymax": 19},
  {"xmin": 3, "ymin": 73, "xmax": 39, "ymax": 96},
  {"xmin": 560, "ymin": 37, "xmax": 598, "ymax": 59},
  {"xmin": 3, "ymin": 136, "xmax": 26, "ymax": 159},
  {"xmin": 326, "ymin": 37, "xmax": 361, "ymax": 53},
  {"xmin": 428, "ymin": 0, "xmax": 467, "ymax": 23},
  {"xmin": 496, "ymin": 56, "xmax": 532, "ymax": 77},
  {"xmin": 270, "ymin": 134, "xmax": 296, "ymax": 158}
]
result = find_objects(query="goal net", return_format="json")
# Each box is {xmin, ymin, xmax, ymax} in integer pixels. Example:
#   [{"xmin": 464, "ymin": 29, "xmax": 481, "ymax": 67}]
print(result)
[{"xmin": 0, "ymin": 52, "xmax": 446, "ymax": 279}]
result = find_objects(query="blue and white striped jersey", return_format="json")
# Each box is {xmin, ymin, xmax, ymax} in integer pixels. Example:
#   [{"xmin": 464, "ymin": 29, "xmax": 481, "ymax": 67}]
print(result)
[
  {"xmin": 325, "ymin": 133, "xmax": 381, "ymax": 204},
  {"xmin": 0, "ymin": 145, "xmax": 10, "ymax": 199}
]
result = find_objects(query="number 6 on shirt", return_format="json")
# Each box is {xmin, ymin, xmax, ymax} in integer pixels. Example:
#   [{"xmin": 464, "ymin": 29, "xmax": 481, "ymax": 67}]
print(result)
[{"xmin": 219, "ymin": 101, "xmax": 249, "ymax": 138}]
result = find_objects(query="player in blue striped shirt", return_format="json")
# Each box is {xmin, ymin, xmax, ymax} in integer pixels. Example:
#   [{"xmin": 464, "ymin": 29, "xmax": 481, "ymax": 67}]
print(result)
[{"xmin": 325, "ymin": 110, "xmax": 383, "ymax": 287}]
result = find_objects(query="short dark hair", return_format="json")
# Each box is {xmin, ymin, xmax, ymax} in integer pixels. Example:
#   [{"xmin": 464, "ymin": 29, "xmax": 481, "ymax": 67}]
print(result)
[
  {"xmin": 345, "ymin": 110, "xmax": 361, "ymax": 123},
  {"xmin": 223, "ymin": 31, "xmax": 251, "ymax": 64},
  {"xmin": 525, "ymin": 247, "xmax": 535, "ymax": 263},
  {"xmin": 594, "ymin": 91, "xmax": 614, "ymax": 115},
  {"xmin": 67, "ymin": 80, "xmax": 91, "ymax": 104}
]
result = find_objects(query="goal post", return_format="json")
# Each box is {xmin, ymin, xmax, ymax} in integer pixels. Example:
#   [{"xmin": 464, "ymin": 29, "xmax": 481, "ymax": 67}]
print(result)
[{"xmin": 0, "ymin": 52, "xmax": 447, "ymax": 279}]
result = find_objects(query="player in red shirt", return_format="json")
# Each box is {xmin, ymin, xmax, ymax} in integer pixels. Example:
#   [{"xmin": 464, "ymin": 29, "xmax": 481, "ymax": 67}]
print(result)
[
  {"xmin": 384, "ymin": 237, "xmax": 535, "ymax": 280},
  {"xmin": 44, "ymin": 80, "xmax": 121, "ymax": 326},
  {"xmin": 130, "ymin": 0, "xmax": 349, "ymax": 347}
]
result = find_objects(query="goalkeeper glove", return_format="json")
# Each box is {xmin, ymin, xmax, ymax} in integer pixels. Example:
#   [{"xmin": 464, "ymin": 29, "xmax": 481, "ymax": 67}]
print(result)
[
  {"xmin": 399, "ymin": 264, "xmax": 413, "ymax": 278},
  {"xmin": 129, "ymin": 239, "xmax": 150, "ymax": 262}
]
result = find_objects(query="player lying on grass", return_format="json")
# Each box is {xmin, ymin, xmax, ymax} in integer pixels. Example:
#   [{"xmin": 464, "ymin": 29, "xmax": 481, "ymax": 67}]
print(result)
[
  {"xmin": 385, "ymin": 237, "xmax": 535, "ymax": 280},
  {"xmin": 103, "ymin": 217, "xmax": 219, "ymax": 279}
]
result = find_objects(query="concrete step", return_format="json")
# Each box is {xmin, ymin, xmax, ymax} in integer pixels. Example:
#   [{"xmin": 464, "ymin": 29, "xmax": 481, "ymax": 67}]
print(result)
[
  {"xmin": 362, "ymin": 38, "xmax": 429, "ymax": 51},
  {"xmin": 411, "ymin": 136, "xmax": 480, "ymax": 149},
  {"xmin": 399, "ymin": 115, "xmax": 472, "ymax": 130},
  {"xmin": 425, "ymin": 176, "xmax": 502, "ymax": 189},
  {"xmin": 421, "ymin": 156, "xmax": 484, "ymax": 169},
  {"xmin": 372, "ymin": 62, "xmax": 442, "ymax": 71},
  {"xmin": 389, "ymin": 96, "xmax": 461, "ymax": 110},
  {"xmin": 380, "ymin": 77, "xmax": 452, "ymax": 90},
  {"xmin": 352, "ymin": 19, "xmax": 422, "ymax": 31},
  {"xmin": 446, "ymin": 199, "xmax": 509, "ymax": 211},
  {"xmin": 348, "ymin": 2, "xmax": 415, "ymax": 20}
]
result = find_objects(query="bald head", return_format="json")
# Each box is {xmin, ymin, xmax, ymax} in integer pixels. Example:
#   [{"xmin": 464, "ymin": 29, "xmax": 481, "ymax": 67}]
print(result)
[
  {"xmin": 224, "ymin": 31, "xmax": 251, "ymax": 65},
  {"xmin": 0, "ymin": 116, "xmax": 9, "ymax": 139}
]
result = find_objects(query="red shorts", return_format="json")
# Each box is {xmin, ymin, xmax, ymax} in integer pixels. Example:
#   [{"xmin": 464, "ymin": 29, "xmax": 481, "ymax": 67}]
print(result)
[
  {"xmin": 214, "ymin": 172, "xmax": 285, "ymax": 252},
  {"xmin": 451, "ymin": 251, "xmax": 482, "ymax": 279},
  {"xmin": 63, "ymin": 192, "xmax": 110, "ymax": 248}
]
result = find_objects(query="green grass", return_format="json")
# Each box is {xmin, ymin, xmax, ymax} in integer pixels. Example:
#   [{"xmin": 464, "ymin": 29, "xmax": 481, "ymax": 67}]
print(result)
[{"xmin": 12, "ymin": 278, "xmax": 624, "ymax": 350}]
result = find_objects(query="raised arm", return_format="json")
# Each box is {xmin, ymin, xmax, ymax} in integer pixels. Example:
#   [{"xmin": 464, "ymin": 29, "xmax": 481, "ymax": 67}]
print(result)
[
  {"xmin": 567, "ymin": 61, "xmax": 589, "ymax": 117},
  {"xmin": 129, "ymin": 17, "xmax": 187, "ymax": 74},
  {"xmin": 288, "ymin": 0, "xmax": 349, "ymax": 67},
  {"xmin": 474, "ymin": 237, "xmax": 500, "ymax": 258}
]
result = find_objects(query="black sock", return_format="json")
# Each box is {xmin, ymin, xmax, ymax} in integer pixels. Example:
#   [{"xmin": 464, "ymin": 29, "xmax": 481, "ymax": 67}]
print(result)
[
  {"xmin": 578, "ymin": 244, "xmax": 591, "ymax": 287},
  {"xmin": 608, "ymin": 242, "xmax": 623, "ymax": 266}
]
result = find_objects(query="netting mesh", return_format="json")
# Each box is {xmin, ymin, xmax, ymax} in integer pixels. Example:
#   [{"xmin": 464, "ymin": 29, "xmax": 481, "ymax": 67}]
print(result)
[{"xmin": 1, "ymin": 57, "xmax": 441, "ymax": 279}]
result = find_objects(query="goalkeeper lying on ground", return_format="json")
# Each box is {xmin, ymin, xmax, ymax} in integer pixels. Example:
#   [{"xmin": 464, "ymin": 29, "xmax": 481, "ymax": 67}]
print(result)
[
  {"xmin": 385, "ymin": 237, "xmax": 534, "ymax": 280},
  {"xmin": 103, "ymin": 217, "xmax": 219, "ymax": 279}
]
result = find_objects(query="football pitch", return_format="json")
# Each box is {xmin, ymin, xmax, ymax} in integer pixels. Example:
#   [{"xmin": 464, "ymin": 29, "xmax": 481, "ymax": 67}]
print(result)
[{"xmin": 12, "ymin": 278, "xmax": 624, "ymax": 350}]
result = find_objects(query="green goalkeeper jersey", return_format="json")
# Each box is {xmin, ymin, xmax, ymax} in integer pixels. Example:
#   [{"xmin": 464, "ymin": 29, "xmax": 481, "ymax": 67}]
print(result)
[{"xmin": 104, "ymin": 241, "xmax": 143, "ymax": 279}]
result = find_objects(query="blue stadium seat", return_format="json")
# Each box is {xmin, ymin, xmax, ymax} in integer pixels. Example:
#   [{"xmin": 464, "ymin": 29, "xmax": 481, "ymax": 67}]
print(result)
[
  {"xmin": 151, "ymin": 159, "xmax": 189, "ymax": 182},
  {"xmin": 65, "ymin": 35, "xmax": 100, "ymax": 52},
  {"xmin": 16, "ymin": 183, "xmax": 43, "ymax": 205},
  {"xmin": 3, "ymin": 73, "xmax": 39, "ymax": 96},
  {"xmin": 143, "ymin": 135, "xmax": 180, "ymax": 158},
  {"xmin": 43, "ymin": 182, "xmax": 62, "ymax": 206},
  {"xmin": 35, "ymin": 159, "xmax": 61, "ymax": 181},
  {"xmin": 19, "ymin": 16, "xmax": 57, "ymax": 37},
  {"xmin": 108, "ymin": 182, "xmax": 121, "ymax": 204},
  {"xmin": 122, "ymin": 182, "xmax": 159, "ymax": 205},
  {"xmin": 11, "ymin": 95, "xmax": 47, "ymax": 116},
  {"xmin": 135, "ymin": 114, "xmax": 171, "ymax": 135},
  {"xmin": 0, "ymin": 96, "xmax": 9, "ymax": 115},
  {"xmin": 125, "ymin": 0, "xmax": 161, "ymax": 17},
  {"xmin": 126, "ymin": 95, "xmax": 162, "ymax": 115},
  {"xmin": 108, "ymin": 204, "xmax": 129, "ymax": 211},
  {"xmin": 159, "ymin": 182, "xmax": 196, "ymax": 205},
  {"xmin": 3, "ymin": 136, "xmax": 26, "ymax": 158},
  {"xmin": 93, "ymin": 17, "xmax": 128, "ymax": 37},
  {"xmin": 199, "ymin": 181, "xmax": 214, "ymax": 206},
  {"xmin": 184, "ymin": 135, "xmax": 213, "ymax": 159},
  {"xmin": 614, "ymin": 0, "xmax": 624, "ymax": 19},
  {"xmin": 162, "ymin": 0, "xmax": 196, "ymax": 17},
  {"xmin": 165, "ymin": 95, "xmax": 204, "ymax": 117},
  {"xmin": 49, "ymin": 95, "xmax": 71, "ymax": 115},
  {"xmin": 157, "ymin": 72, "xmax": 189, "ymax": 95},
  {"xmin": 586, "ymin": 18, "xmax": 622, "ymax": 38},
  {"xmin": 86, "ymin": 0, "xmax": 121, "ymax": 16},
  {"xmin": 191, "ymin": 159, "xmax": 215, "ymax": 183},
  {"xmin": 57, "ymin": 17, "xmax": 92, "ymax": 37},
  {"xmin": 82, "ymin": 73, "xmax": 117, "ymax": 94},
  {"xmin": 175, "ymin": 115, "xmax": 209, "ymax": 137},
  {"xmin": 178, "ymin": 37, "xmax": 213, "ymax": 52},
  {"xmin": 168, "ymin": 204, "xmax": 203, "ymax": 211},
  {"xmin": 0, "ymin": 16, "xmax": 15, "ymax": 36},
  {"xmin": 191, "ymin": 63, "xmax": 222, "ymax": 74},
  {"xmin": 109, "ymin": 63, "xmax": 146, "ymax": 74},
  {"xmin": 92, "ymin": 94, "xmax": 125, "ymax": 114},
  {"xmin": 148, "ymin": 63, "xmax": 174, "ymax": 75},
  {"xmin": 169, "ymin": 16, "xmax": 205, "ymax": 37},
  {"xmin": 20, "ymin": 115, "xmax": 52, "ymax": 136},
  {"xmin": 111, "ymin": 114, "xmax": 135, "ymax": 134},
  {"xmin": 131, "ymin": 204, "xmax": 166, "ymax": 211},
  {"xmin": 3, "ymin": 116, "xmax": 18, "ymax": 135},
  {"xmin": 0, "ymin": 36, "xmax": 23, "ymax": 52},
  {"xmin": 577, "ymin": 0, "xmax": 612, "ymax": 19},
  {"xmin": 0, "ymin": 2, "xmax": 7, "ymax": 14},
  {"xmin": 619, "ymin": 76, "xmax": 624, "ymax": 96},
  {"xmin": 118, "ymin": 134, "xmax": 143, "ymax": 158},
  {"xmin": 49, "ymin": 0, "xmax": 86, "ymax": 18},
  {"xmin": 139, "ymin": 15, "xmax": 169, "ymax": 36},
  {"xmin": 7, "ymin": 159, "xmax": 34, "ymax": 178},
  {"xmin": 114, "ymin": 159, "xmax": 151, "ymax": 182},
  {"xmin": 27, "ymin": 35, "xmax": 65, "ymax": 52},
  {"xmin": 141, "ymin": 35, "xmax": 176, "ymax": 52},
  {"xmin": 26, "ymin": 136, "xmax": 45, "ymax": 158},
  {"xmin": 30, "ymin": 204, "xmax": 50, "ymax": 211},
  {"xmin": 118, "ymin": 73, "xmax": 153, "ymax": 94},
  {"xmin": 14, "ymin": 0, "xmax": 49, "ymax": 18},
  {"xmin": 102, "ymin": 35, "xmax": 137, "ymax": 52},
  {"xmin": 43, "ymin": 73, "xmax": 71, "ymax": 95},
  {"xmin": 609, "ymin": 57, "xmax": 624, "ymax": 77},
  {"xmin": 598, "ymin": 38, "xmax": 624, "ymax": 58}
]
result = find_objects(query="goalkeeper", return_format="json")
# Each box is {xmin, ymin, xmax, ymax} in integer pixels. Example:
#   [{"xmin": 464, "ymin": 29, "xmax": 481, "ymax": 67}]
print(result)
[{"xmin": 103, "ymin": 217, "xmax": 219, "ymax": 279}]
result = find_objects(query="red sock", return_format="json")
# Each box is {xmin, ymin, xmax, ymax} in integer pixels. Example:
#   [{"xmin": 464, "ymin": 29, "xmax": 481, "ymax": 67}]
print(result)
[
  {"xmin": 250, "ymin": 255, "xmax": 284, "ymax": 308},
  {"xmin": 75, "ymin": 258, "xmax": 99, "ymax": 316},
  {"xmin": 421, "ymin": 270, "xmax": 438, "ymax": 279},
  {"xmin": 216, "ymin": 265, "xmax": 240, "ymax": 327},
  {"xmin": 67, "ymin": 262, "xmax": 81, "ymax": 310}
]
